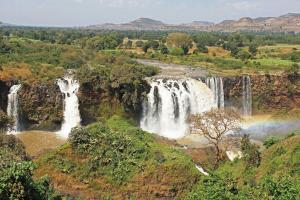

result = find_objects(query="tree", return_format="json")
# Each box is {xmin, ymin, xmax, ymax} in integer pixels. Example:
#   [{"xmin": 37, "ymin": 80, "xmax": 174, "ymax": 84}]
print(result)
[
  {"xmin": 142, "ymin": 42, "xmax": 150, "ymax": 53},
  {"xmin": 196, "ymin": 42, "xmax": 209, "ymax": 53},
  {"xmin": 148, "ymin": 40, "xmax": 160, "ymax": 50},
  {"xmin": 159, "ymin": 44, "xmax": 169, "ymax": 54},
  {"xmin": 125, "ymin": 40, "xmax": 132, "ymax": 49},
  {"xmin": 249, "ymin": 43, "xmax": 258, "ymax": 56},
  {"xmin": 189, "ymin": 109, "xmax": 241, "ymax": 167},
  {"xmin": 166, "ymin": 33, "xmax": 193, "ymax": 55},
  {"xmin": 241, "ymin": 135, "xmax": 261, "ymax": 168},
  {"xmin": 135, "ymin": 40, "xmax": 144, "ymax": 48},
  {"xmin": 237, "ymin": 50, "xmax": 252, "ymax": 61}
]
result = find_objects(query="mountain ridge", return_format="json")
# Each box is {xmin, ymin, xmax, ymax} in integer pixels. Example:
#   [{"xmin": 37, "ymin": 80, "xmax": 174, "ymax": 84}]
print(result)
[{"xmin": 87, "ymin": 13, "xmax": 300, "ymax": 33}]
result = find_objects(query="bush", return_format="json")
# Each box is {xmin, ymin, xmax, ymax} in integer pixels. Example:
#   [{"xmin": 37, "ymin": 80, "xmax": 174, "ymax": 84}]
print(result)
[
  {"xmin": 262, "ymin": 176, "xmax": 300, "ymax": 200},
  {"xmin": 69, "ymin": 118, "xmax": 151, "ymax": 183},
  {"xmin": 169, "ymin": 47, "xmax": 184, "ymax": 56},
  {"xmin": 263, "ymin": 137, "xmax": 281, "ymax": 149},
  {"xmin": 0, "ymin": 109, "xmax": 10, "ymax": 131},
  {"xmin": 0, "ymin": 161, "xmax": 61, "ymax": 200},
  {"xmin": 241, "ymin": 135, "xmax": 261, "ymax": 168},
  {"xmin": 184, "ymin": 174, "xmax": 238, "ymax": 200}
]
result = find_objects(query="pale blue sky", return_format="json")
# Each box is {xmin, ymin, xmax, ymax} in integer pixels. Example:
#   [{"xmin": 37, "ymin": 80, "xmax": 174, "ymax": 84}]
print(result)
[{"xmin": 1, "ymin": 0, "xmax": 300, "ymax": 27}]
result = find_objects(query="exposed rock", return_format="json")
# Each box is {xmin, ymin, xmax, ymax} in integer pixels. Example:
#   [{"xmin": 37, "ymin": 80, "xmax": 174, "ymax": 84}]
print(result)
[
  {"xmin": 19, "ymin": 82, "xmax": 63, "ymax": 131},
  {"xmin": 223, "ymin": 74, "xmax": 300, "ymax": 114}
]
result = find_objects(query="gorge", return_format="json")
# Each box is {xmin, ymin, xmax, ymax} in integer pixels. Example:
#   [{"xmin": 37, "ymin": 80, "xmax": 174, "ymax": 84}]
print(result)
[{"xmin": 1, "ymin": 70, "xmax": 299, "ymax": 141}]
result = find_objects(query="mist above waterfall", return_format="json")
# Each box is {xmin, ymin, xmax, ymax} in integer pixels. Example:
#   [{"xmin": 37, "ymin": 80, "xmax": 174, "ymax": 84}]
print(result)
[
  {"xmin": 7, "ymin": 84, "xmax": 22, "ymax": 134},
  {"xmin": 140, "ymin": 78, "xmax": 216, "ymax": 139},
  {"xmin": 57, "ymin": 77, "xmax": 81, "ymax": 138}
]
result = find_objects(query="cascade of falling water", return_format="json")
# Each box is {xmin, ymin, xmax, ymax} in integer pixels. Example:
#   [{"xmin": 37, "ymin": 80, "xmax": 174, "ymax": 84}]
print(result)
[
  {"xmin": 57, "ymin": 77, "xmax": 81, "ymax": 138},
  {"xmin": 7, "ymin": 84, "xmax": 22, "ymax": 134},
  {"xmin": 206, "ymin": 77, "xmax": 225, "ymax": 108},
  {"xmin": 140, "ymin": 78, "xmax": 216, "ymax": 139},
  {"xmin": 242, "ymin": 76, "xmax": 252, "ymax": 116}
]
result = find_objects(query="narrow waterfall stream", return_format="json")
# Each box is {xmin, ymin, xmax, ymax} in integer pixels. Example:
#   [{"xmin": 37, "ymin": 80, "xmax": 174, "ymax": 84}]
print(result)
[
  {"xmin": 242, "ymin": 76, "xmax": 252, "ymax": 116},
  {"xmin": 140, "ymin": 78, "xmax": 216, "ymax": 139},
  {"xmin": 7, "ymin": 84, "xmax": 22, "ymax": 134},
  {"xmin": 57, "ymin": 77, "xmax": 81, "ymax": 138},
  {"xmin": 205, "ymin": 77, "xmax": 225, "ymax": 109}
]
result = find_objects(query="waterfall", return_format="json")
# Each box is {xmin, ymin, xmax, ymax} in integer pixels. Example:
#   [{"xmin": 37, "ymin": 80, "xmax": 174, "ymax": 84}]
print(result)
[
  {"xmin": 205, "ymin": 77, "xmax": 225, "ymax": 108},
  {"xmin": 242, "ymin": 76, "xmax": 252, "ymax": 116},
  {"xmin": 7, "ymin": 84, "xmax": 22, "ymax": 134},
  {"xmin": 57, "ymin": 77, "xmax": 81, "ymax": 138},
  {"xmin": 140, "ymin": 78, "xmax": 216, "ymax": 139}
]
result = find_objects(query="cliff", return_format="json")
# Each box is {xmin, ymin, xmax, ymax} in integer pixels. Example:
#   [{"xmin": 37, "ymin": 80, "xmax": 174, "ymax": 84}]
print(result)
[
  {"xmin": 19, "ymin": 81, "xmax": 63, "ymax": 131},
  {"xmin": 224, "ymin": 73, "xmax": 300, "ymax": 114}
]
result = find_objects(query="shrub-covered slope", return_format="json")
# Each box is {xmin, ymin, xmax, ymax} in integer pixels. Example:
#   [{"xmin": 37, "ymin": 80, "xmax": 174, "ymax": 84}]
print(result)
[
  {"xmin": 185, "ymin": 135, "xmax": 300, "ymax": 200},
  {"xmin": 35, "ymin": 116, "xmax": 201, "ymax": 199}
]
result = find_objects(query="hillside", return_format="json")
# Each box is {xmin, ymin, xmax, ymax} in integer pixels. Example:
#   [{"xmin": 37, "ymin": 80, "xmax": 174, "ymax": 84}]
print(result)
[
  {"xmin": 34, "ymin": 116, "xmax": 201, "ymax": 199},
  {"xmin": 184, "ymin": 134, "xmax": 300, "ymax": 199},
  {"xmin": 87, "ymin": 13, "xmax": 300, "ymax": 33}
]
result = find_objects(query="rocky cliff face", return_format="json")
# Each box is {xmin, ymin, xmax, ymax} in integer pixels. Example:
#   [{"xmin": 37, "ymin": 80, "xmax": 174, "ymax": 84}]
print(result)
[
  {"xmin": 19, "ymin": 82, "xmax": 63, "ymax": 131},
  {"xmin": 224, "ymin": 74, "xmax": 300, "ymax": 114},
  {"xmin": 0, "ymin": 80, "xmax": 10, "ymax": 112},
  {"xmin": 1, "ymin": 74, "xmax": 299, "ymax": 132}
]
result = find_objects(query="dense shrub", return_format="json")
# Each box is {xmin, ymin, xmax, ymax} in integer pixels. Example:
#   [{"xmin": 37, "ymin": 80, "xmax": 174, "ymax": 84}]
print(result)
[
  {"xmin": 169, "ymin": 47, "xmax": 184, "ymax": 56},
  {"xmin": 263, "ymin": 137, "xmax": 281, "ymax": 149},
  {"xmin": 69, "ymin": 117, "xmax": 152, "ymax": 183},
  {"xmin": 241, "ymin": 135, "xmax": 261, "ymax": 168},
  {"xmin": 0, "ymin": 161, "xmax": 61, "ymax": 200},
  {"xmin": 0, "ymin": 131, "xmax": 60, "ymax": 199}
]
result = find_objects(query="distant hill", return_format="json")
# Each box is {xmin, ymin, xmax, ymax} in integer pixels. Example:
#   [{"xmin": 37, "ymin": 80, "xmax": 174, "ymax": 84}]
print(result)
[
  {"xmin": 87, "ymin": 13, "xmax": 300, "ymax": 33},
  {"xmin": 0, "ymin": 21, "xmax": 14, "ymax": 27}
]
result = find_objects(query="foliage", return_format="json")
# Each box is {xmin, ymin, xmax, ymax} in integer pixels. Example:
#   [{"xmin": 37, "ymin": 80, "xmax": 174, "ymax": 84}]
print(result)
[
  {"xmin": 236, "ymin": 50, "xmax": 252, "ymax": 61},
  {"xmin": 0, "ymin": 109, "xmax": 10, "ymax": 131},
  {"xmin": 263, "ymin": 136, "xmax": 281, "ymax": 149},
  {"xmin": 184, "ymin": 174, "xmax": 239, "ymax": 200},
  {"xmin": 241, "ymin": 135, "xmax": 261, "ymax": 168},
  {"xmin": 186, "ymin": 135, "xmax": 300, "ymax": 200},
  {"xmin": 166, "ymin": 33, "xmax": 193, "ymax": 55},
  {"xmin": 196, "ymin": 42, "xmax": 209, "ymax": 53},
  {"xmin": 0, "ymin": 161, "xmax": 61, "ymax": 200},
  {"xmin": 249, "ymin": 43, "xmax": 258, "ymax": 56},
  {"xmin": 262, "ymin": 176, "xmax": 300, "ymax": 200},
  {"xmin": 69, "ymin": 117, "xmax": 152, "ymax": 183},
  {"xmin": 0, "ymin": 131, "xmax": 60, "ymax": 199},
  {"xmin": 169, "ymin": 47, "xmax": 184, "ymax": 56}
]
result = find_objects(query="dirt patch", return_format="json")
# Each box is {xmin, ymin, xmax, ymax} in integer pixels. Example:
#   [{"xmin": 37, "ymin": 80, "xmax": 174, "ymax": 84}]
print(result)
[{"xmin": 17, "ymin": 131, "xmax": 66, "ymax": 158}]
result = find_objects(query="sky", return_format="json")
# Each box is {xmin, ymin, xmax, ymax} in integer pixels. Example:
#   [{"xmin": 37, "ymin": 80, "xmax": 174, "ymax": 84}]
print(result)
[{"xmin": 0, "ymin": 0, "xmax": 300, "ymax": 27}]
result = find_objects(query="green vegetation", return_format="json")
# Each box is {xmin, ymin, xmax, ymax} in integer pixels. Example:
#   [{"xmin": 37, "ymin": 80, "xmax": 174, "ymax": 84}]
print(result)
[
  {"xmin": 1, "ymin": 27, "xmax": 300, "ymax": 199},
  {"xmin": 185, "ymin": 134, "xmax": 300, "ymax": 200},
  {"xmin": 0, "ymin": 123, "xmax": 60, "ymax": 199},
  {"xmin": 35, "ymin": 116, "xmax": 200, "ymax": 199}
]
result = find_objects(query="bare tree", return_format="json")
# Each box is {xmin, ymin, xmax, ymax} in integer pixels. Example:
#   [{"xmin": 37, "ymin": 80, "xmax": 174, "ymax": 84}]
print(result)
[{"xmin": 189, "ymin": 109, "xmax": 241, "ymax": 167}]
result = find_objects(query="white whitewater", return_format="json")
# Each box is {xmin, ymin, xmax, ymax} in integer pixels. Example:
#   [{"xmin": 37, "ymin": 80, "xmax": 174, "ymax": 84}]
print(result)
[
  {"xmin": 206, "ymin": 77, "xmax": 225, "ymax": 108},
  {"xmin": 195, "ymin": 164, "xmax": 209, "ymax": 176},
  {"xmin": 140, "ymin": 78, "xmax": 216, "ymax": 139},
  {"xmin": 226, "ymin": 151, "xmax": 243, "ymax": 161},
  {"xmin": 7, "ymin": 84, "xmax": 22, "ymax": 134},
  {"xmin": 242, "ymin": 76, "xmax": 252, "ymax": 116},
  {"xmin": 57, "ymin": 77, "xmax": 81, "ymax": 138}
]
